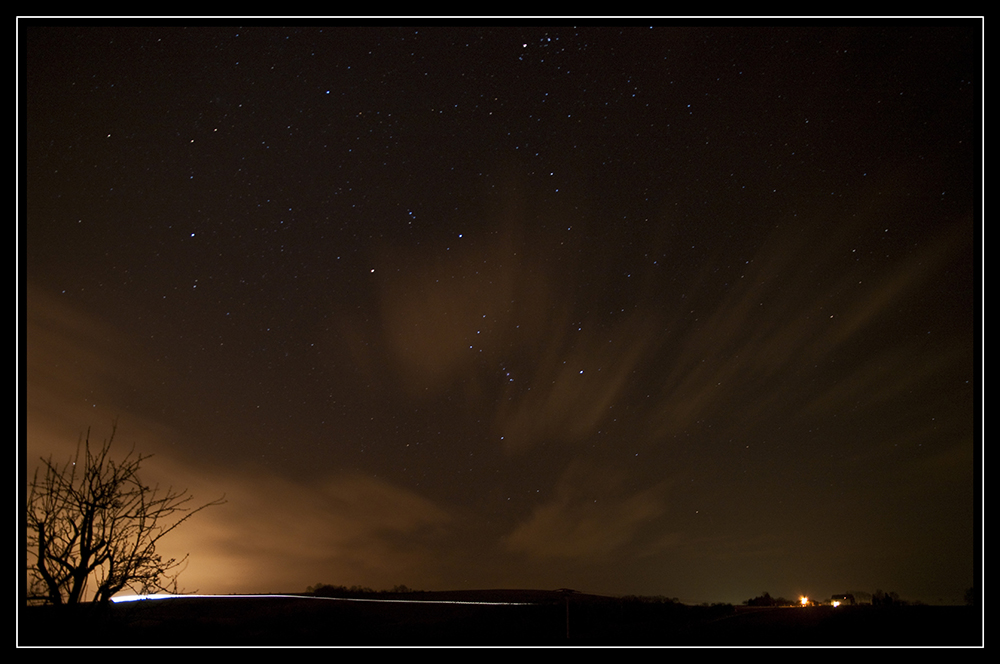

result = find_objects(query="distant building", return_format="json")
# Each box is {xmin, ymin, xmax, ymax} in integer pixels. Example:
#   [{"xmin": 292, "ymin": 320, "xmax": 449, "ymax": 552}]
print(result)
[{"xmin": 830, "ymin": 594, "xmax": 855, "ymax": 606}]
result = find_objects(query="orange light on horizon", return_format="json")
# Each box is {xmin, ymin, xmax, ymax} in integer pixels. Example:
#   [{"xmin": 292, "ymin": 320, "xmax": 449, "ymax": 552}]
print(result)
[{"xmin": 800, "ymin": 596, "xmax": 809, "ymax": 606}]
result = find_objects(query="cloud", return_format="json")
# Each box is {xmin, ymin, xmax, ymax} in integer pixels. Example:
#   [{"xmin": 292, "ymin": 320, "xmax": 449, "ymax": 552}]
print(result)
[
  {"xmin": 370, "ymin": 224, "xmax": 662, "ymax": 455},
  {"xmin": 374, "ymin": 231, "xmax": 547, "ymax": 397},
  {"xmin": 25, "ymin": 285, "xmax": 165, "ymax": 441},
  {"xmin": 505, "ymin": 463, "xmax": 669, "ymax": 561},
  {"xmin": 23, "ymin": 287, "xmax": 456, "ymax": 595},
  {"xmin": 155, "ymin": 467, "xmax": 454, "ymax": 595},
  {"xmin": 492, "ymin": 314, "xmax": 657, "ymax": 454}
]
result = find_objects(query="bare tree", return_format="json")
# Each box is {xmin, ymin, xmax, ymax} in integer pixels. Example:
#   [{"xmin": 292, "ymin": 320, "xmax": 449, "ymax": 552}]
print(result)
[{"xmin": 26, "ymin": 423, "xmax": 225, "ymax": 604}]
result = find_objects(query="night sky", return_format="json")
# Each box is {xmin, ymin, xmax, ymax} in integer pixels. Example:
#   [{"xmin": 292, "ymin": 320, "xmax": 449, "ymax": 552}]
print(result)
[{"xmin": 22, "ymin": 24, "xmax": 980, "ymax": 606}]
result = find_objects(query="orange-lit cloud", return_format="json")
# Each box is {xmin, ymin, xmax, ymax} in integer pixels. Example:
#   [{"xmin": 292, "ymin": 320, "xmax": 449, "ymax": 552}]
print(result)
[
  {"xmin": 25, "ymin": 285, "xmax": 167, "ymax": 451},
  {"xmin": 161, "ymin": 468, "xmax": 454, "ymax": 595},
  {"xmin": 25, "ymin": 284, "xmax": 458, "ymax": 597},
  {"xmin": 506, "ymin": 463, "xmax": 669, "ymax": 560}
]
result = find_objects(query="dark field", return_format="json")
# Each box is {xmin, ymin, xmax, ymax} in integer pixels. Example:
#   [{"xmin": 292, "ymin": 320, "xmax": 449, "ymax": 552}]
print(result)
[{"xmin": 22, "ymin": 591, "xmax": 979, "ymax": 647}]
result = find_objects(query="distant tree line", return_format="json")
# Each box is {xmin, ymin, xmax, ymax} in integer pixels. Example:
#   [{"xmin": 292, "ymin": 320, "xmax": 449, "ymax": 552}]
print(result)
[
  {"xmin": 871, "ymin": 589, "xmax": 902, "ymax": 606},
  {"xmin": 743, "ymin": 589, "xmax": 914, "ymax": 607},
  {"xmin": 618, "ymin": 594, "xmax": 681, "ymax": 605},
  {"xmin": 305, "ymin": 583, "xmax": 424, "ymax": 598},
  {"xmin": 842, "ymin": 589, "xmax": 908, "ymax": 606},
  {"xmin": 743, "ymin": 591, "xmax": 796, "ymax": 607}
]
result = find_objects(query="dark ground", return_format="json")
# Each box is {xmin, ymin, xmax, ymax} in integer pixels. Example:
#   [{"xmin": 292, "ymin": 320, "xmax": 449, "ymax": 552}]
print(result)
[{"xmin": 21, "ymin": 591, "xmax": 980, "ymax": 647}]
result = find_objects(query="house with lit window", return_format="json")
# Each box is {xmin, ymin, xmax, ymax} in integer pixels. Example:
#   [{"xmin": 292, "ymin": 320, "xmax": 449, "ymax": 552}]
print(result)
[{"xmin": 829, "ymin": 594, "xmax": 855, "ymax": 607}]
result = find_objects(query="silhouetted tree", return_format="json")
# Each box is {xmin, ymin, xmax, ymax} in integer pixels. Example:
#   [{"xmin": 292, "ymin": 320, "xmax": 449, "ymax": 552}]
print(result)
[
  {"xmin": 871, "ymin": 589, "xmax": 903, "ymax": 606},
  {"xmin": 26, "ymin": 424, "xmax": 224, "ymax": 605},
  {"xmin": 744, "ymin": 592, "xmax": 798, "ymax": 607},
  {"xmin": 307, "ymin": 583, "xmax": 384, "ymax": 598},
  {"xmin": 745, "ymin": 591, "xmax": 776, "ymax": 607},
  {"xmin": 848, "ymin": 590, "xmax": 872, "ymax": 605}
]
